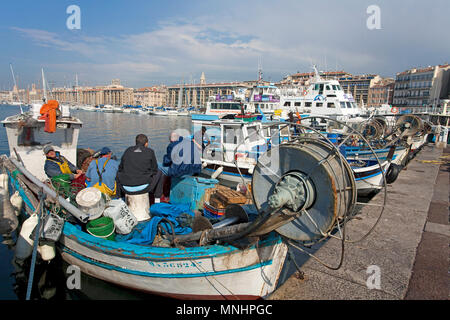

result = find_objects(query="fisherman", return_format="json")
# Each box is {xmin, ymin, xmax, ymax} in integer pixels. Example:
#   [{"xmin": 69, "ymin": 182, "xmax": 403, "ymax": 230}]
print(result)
[
  {"xmin": 163, "ymin": 131, "xmax": 202, "ymax": 178},
  {"xmin": 116, "ymin": 134, "xmax": 167, "ymax": 202},
  {"xmin": 193, "ymin": 126, "xmax": 210, "ymax": 151},
  {"xmin": 85, "ymin": 147, "xmax": 119, "ymax": 197},
  {"xmin": 44, "ymin": 145, "xmax": 83, "ymax": 180}
]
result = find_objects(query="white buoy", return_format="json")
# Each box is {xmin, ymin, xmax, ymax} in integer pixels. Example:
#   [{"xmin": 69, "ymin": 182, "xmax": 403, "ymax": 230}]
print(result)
[
  {"xmin": 75, "ymin": 187, "xmax": 105, "ymax": 220},
  {"xmin": 125, "ymin": 194, "xmax": 150, "ymax": 222},
  {"xmin": 0, "ymin": 173, "xmax": 8, "ymax": 190},
  {"xmin": 0, "ymin": 187, "xmax": 19, "ymax": 235},
  {"xmin": 38, "ymin": 241, "xmax": 55, "ymax": 261},
  {"xmin": 211, "ymin": 166, "xmax": 223, "ymax": 179},
  {"xmin": 15, "ymin": 213, "xmax": 38, "ymax": 260},
  {"xmin": 10, "ymin": 191, "xmax": 23, "ymax": 216}
]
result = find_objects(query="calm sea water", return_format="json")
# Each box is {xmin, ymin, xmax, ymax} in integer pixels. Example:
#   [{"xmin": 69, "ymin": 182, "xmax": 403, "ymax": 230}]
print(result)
[{"xmin": 0, "ymin": 104, "xmax": 193, "ymax": 300}]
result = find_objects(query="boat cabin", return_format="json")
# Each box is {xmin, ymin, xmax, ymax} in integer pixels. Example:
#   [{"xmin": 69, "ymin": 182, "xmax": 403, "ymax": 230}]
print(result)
[{"xmin": 1, "ymin": 104, "xmax": 82, "ymax": 181}]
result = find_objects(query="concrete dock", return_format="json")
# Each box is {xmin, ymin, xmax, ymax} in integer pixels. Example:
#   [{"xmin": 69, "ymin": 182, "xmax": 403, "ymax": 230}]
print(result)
[{"xmin": 269, "ymin": 144, "xmax": 449, "ymax": 300}]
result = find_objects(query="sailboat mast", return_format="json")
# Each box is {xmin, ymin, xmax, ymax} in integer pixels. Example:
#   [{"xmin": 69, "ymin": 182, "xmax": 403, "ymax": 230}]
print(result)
[{"xmin": 41, "ymin": 68, "xmax": 47, "ymax": 103}]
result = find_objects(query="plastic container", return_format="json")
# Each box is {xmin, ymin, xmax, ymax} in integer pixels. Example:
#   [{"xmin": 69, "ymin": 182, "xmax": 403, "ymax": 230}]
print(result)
[
  {"xmin": 203, "ymin": 201, "xmax": 226, "ymax": 219},
  {"xmin": 51, "ymin": 174, "xmax": 72, "ymax": 198},
  {"xmin": 103, "ymin": 199, "xmax": 138, "ymax": 234},
  {"xmin": 76, "ymin": 187, "xmax": 106, "ymax": 220},
  {"xmin": 86, "ymin": 216, "xmax": 115, "ymax": 241},
  {"xmin": 170, "ymin": 176, "xmax": 218, "ymax": 211},
  {"xmin": 327, "ymin": 133, "xmax": 339, "ymax": 144}
]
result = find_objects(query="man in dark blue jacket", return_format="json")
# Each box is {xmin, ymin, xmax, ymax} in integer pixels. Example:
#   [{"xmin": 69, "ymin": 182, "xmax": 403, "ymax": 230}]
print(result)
[{"xmin": 163, "ymin": 132, "xmax": 202, "ymax": 178}]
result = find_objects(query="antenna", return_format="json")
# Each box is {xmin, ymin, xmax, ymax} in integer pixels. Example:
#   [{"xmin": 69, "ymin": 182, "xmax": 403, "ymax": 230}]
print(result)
[{"xmin": 257, "ymin": 57, "xmax": 263, "ymax": 84}]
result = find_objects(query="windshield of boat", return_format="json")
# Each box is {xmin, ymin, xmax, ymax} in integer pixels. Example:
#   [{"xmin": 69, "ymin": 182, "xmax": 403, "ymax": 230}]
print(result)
[
  {"xmin": 17, "ymin": 125, "xmax": 75, "ymax": 148},
  {"xmin": 223, "ymin": 125, "xmax": 244, "ymax": 145},
  {"xmin": 210, "ymin": 103, "xmax": 241, "ymax": 110}
]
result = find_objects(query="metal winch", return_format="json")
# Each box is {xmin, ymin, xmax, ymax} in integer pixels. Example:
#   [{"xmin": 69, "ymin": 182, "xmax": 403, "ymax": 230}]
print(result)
[{"xmin": 249, "ymin": 137, "xmax": 357, "ymax": 242}]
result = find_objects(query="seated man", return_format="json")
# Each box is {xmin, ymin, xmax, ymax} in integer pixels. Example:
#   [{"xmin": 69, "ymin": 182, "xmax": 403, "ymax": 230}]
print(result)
[
  {"xmin": 117, "ymin": 134, "xmax": 167, "ymax": 202},
  {"xmin": 163, "ymin": 131, "xmax": 202, "ymax": 178},
  {"xmin": 44, "ymin": 145, "xmax": 82, "ymax": 180},
  {"xmin": 85, "ymin": 147, "xmax": 119, "ymax": 197}
]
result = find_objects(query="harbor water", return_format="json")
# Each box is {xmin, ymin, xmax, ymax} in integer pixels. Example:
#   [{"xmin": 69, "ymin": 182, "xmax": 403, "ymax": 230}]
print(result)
[{"xmin": 0, "ymin": 104, "xmax": 192, "ymax": 300}]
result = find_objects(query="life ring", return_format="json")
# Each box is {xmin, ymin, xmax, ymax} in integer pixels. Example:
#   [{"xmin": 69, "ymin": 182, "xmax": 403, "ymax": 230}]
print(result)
[
  {"xmin": 302, "ymin": 90, "xmax": 308, "ymax": 96},
  {"xmin": 391, "ymin": 106, "xmax": 399, "ymax": 114}
]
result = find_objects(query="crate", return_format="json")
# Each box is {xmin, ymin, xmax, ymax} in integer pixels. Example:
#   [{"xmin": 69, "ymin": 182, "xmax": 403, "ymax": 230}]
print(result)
[
  {"xmin": 203, "ymin": 201, "xmax": 226, "ymax": 219},
  {"xmin": 169, "ymin": 176, "xmax": 219, "ymax": 211},
  {"xmin": 209, "ymin": 194, "xmax": 227, "ymax": 209},
  {"xmin": 215, "ymin": 188, "xmax": 247, "ymax": 204}
]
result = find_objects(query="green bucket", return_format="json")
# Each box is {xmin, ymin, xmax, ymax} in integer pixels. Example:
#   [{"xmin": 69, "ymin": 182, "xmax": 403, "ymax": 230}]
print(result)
[
  {"xmin": 51, "ymin": 174, "xmax": 72, "ymax": 198},
  {"xmin": 86, "ymin": 216, "xmax": 115, "ymax": 241}
]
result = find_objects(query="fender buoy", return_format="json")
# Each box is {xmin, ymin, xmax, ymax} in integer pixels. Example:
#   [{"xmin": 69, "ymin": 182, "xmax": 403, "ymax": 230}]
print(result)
[
  {"xmin": 10, "ymin": 191, "xmax": 23, "ymax": 216},
  {"xmin": 15, "ymin": 213, "xmax": 38, "ymax": 260},
  {"xmin": 386, "ymin": 164, "xmax": 402, "ymax": 184},
  {"xmin": 391, "ymin": 106, "xmax": 399, "ymax": 114},
  {"xmin": 38, "ymin": 241, "xmax": 56, "ymax": 261}
]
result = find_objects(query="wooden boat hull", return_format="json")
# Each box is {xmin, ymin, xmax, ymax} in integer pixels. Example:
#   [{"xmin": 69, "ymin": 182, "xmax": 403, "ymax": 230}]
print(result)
[{"xmin": 58, "ymin": 223, "xmax": 288, "ymax": 299}]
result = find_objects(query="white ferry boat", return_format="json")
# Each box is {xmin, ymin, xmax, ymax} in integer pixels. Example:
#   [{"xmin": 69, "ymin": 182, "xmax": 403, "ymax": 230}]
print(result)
[
  {"xmin": 279, "ymin": 68, "xmax": 361, "ymax": 121},
  {"xmin": 204, "ymin": 91, "xmax": 249, "ymax": 118}
]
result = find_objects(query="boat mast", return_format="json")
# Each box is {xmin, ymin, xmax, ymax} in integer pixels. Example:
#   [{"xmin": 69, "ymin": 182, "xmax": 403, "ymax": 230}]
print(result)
[
  {"xmin": 41, "ymin": 68, "xmax": 47, "ymax": 103},
  {"xmin": 9, "ymin": 63, "xmax": 23, "ymax": 114}
]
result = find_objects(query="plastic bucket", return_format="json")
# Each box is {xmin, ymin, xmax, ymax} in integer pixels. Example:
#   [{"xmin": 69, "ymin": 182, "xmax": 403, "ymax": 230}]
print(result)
[
  {"xmin": 51, "ymin": 174, "xmax": 72, "ymax": 198},
  {"xmin": 327, "ymin": 133, "xmax": 339, "ymax": 144},
  {"xmin": 86, "ymin": 216, "xmax": 115, "ymax": 241}
]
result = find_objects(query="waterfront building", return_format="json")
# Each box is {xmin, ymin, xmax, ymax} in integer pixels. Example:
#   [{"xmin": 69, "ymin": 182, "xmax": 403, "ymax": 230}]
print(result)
[
  {"xmin": 167, "ymin": 73, "xmax": 251, "ymax": 109},
  {"xmin": 134, "ymin": 86, "xmax": 167, "ymax": 107},
  {"xmin": 367, "ymin": 78, "xmax": 395, "ymax": 107},
  {"xmin": 279, "ymin": 71, "xmax": 350, "ymax": 86},
  {"xmin": 393, "ymin": 64, "xmax": 450, "ymax": 111},
  {"xmin": 52, "ymin": 79, "xmax": 135, "ymax": 106},
  {"xmin": 338, "ymin": 74, "xmax": 381, "ymax": 107}
]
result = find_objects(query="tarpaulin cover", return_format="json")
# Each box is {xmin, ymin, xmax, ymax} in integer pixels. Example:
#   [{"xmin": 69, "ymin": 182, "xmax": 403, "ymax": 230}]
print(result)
[{"xmin": 114, "ymin": 203, "xmax": 195, "ymax": 245}]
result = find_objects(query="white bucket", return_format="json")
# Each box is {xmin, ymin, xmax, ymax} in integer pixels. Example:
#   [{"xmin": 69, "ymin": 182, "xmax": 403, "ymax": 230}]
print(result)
[
  {"xmin": 103, "ymin": 199, "xmax": 138, "ymax": 234},
  {"xmin": 125, "ymin": 194, "xmax": 150, "ymax": 222},
  {"xmin": 75, "ymin": 187, "xmax": 106, "ymax": 220}
]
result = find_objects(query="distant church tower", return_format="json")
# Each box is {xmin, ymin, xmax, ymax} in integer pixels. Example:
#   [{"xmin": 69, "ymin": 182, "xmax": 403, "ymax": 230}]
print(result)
[{"xmin": 200, "ymin": 72, "xmax": 206, "ymax": 85}]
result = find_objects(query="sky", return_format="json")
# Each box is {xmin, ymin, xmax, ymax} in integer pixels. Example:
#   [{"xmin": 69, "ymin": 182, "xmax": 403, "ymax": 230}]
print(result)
[{"xmin": 0, "ymin": 0, "xmax": 449, "ymax": 90}]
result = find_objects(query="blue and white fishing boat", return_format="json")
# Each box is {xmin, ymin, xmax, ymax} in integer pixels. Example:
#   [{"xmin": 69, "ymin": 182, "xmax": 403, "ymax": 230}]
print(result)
[{"xmin": 0, "ymin": 103, "xmax": 360, "ymax": 299}]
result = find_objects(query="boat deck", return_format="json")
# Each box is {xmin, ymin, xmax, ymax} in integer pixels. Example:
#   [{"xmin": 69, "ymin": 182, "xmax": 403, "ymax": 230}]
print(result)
[{"xmin": 269, "ymin": 144, "xmax": 449, "ymax": 300}]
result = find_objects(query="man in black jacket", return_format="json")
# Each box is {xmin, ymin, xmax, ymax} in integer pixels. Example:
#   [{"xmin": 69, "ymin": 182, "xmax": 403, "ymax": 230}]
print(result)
[{"xmin": 116, "ymin": 134, "xmax": 166, "ymax": 201}]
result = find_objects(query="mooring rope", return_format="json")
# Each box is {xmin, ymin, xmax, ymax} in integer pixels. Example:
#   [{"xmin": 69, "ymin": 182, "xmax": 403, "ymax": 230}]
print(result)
[{"xmin": 25, "ymin": 191, "xmax": 46, "ymax": 300}]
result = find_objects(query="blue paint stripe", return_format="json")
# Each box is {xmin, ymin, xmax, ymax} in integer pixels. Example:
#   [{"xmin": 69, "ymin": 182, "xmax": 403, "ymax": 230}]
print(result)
[
  {"xmin": 61, "ymin": 246, "xmax": 273, "ymax": 278},
  {"xmin": 354, "ymin": 170, "xmax": 385, "ymax": 181},
  {"xmin": 63, "ymin": 222, "xmax": 282, "ymax": 260}
]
